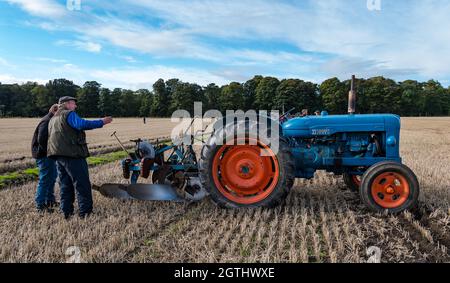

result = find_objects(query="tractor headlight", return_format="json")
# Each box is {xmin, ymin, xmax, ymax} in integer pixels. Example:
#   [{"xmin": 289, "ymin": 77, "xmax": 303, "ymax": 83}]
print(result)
[{"xmin": 386, "ymin": 136, "xmax": 397, "ymax": 146}]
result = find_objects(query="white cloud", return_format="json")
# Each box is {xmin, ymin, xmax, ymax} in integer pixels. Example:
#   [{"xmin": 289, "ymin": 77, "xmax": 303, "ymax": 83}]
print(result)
[
  {"xmin": 320, "ymin": 57, "xmax": 419, "ymax": 81},
  {"xmin": 124, "ymin": 0, "xmax": 450, "ymax": 80},
  {"xmin": 76, "ymin": 41, "xmax": 102, "ymax": 53},
  {"xmin": 223, "ymin": 50, "xmax": 315, "ymax": 66},
  {"xmin": 34, "ymin": 57, "xmax": 68, "ymax": 63},
  {"xmin": 90, "ymin": 66, "xmax": 230, "ymax": 89},
  {"xmin": 120, "ymin": 56, "xmax": 137, "ymax": 63},
  {"xmin": 87, "ymin": 24, "xmax": 188, "ymax": 55},
  {"xmin": 126, "ymin": 0, "xmax": 301, "ymax": 39},
  {"xmin": 56, "ymin": 40, "xmax": 102, "ymax": 53},
  {"xmin": 4, "ymin": 0, "xmax": 450, "ymax": 84},
  {"xmin": 6, "ymin": 0, "xmax": 67, "ymax": 18},
  {"xmin": 1, "ymin": 63, "xmax": 232, "ymax": 89},
  {"xmin": 77, "ymin": 19, "xmax": 219, "ymax": 61},
  {"xmin": 0, "ymin": 73, "xmax": 47, "ymax": 84}
]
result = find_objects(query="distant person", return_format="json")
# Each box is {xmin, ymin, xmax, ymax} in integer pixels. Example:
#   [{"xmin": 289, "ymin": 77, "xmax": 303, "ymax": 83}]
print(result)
[
  {"xmin": 47, "ymin": 96, "xmax": 113, "ymax": 219},
  {"xmin": 31, "ymin": 104, "xmax": 59, "ymax": 213},
  {"xmin": 143, "ymin": 117, "xmax": 146, "ymax": 124},
  {"xmin": 301, "ymin": 109, "xmax": 309, "ymax": 117},
  {"xmin": 314, "ymin": 110, "xmax": 321, "ymax": 116}
]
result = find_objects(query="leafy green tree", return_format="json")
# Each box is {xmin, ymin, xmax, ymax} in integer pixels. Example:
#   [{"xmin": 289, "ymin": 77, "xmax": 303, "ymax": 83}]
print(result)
[
  {"xmin": 136, "ymin": 89, "xmax": 153, "ymax": 117},
  {"xmin": 398, "ymin": 80, "xmax": 422, "ymax": 116},
  {"xmin": 445, "ymin": 87, "xmax": 450, "ymax": 115},
  {"xmin": 164, "ymin": 79, "xmax": 182, "ymax": 114},
  {"xmin": 320, "ymin": 78, "xmax": 347, "ymax": 114},
  {"xmin": 31, "ymin": 85, "xmax": 52, "ymax": 116},
  {"xmin": 152, "ymin": 79, "xmax": 170, "ymax": 117},
  {"xmin": 119, "ymin": 89, "xmax": 140, "ymax": 117},
  {"xmin": 76, "ymin": 81, "xmax": 101, "ymax": 117},
  {"xmin": 204, "ymin": 83, "xmax": 220, "ymax": 111},
  {"xmin": 109, "ymin": 88, "xmax": 123, "ymax": 117},
  {"xmin": 0, "ymin": 83, "xmax": 11, "ymax": 116},
  {"xmin": 361, "ymin": 77, "xmax": 401, "ymax": 114},
  {"xmin": 7, "ymin": 84, "xmax": 30, "ymax": 117},
  {"xmin": 255, "ymin": 77, "xmax": 280, "ymax": 110},
  {"xmin": 243, "ymin": 75, "xmax": 263, "ymax": 111},
  {"xmin": 21, "ymin": 82, "xmax": 40, "ymax": 116},
  {"xmin": 220, "ymin": 82, "xmax": 244, "ymax": 112},
  {"xmin": 1, "ymin": 76, "xmax": 449, "ymax": 118},
  {"xmin": 421, "ymin": 80, "xmax": 446, "ymax": 116},
  {"xmin": 170, "ymin": 82, "xmax": 204, "ymax": 115},
  {"xmin": 0, "ymin": 83, "xmax": 31, "ymax": 117},
  {"xmin": 46, "ymin": 78, "xmax": 79, "ymax": 103},
  {"xmin": 275, "ymin": 79, "xmax": 318, "ymax": 113},
  {"xmin": 165, "ymin": 79, "xmax": 181, "ymax": 95},
  {"xmin": 98, "ymin": 88, "xmax": 114, "ymax": 116}
]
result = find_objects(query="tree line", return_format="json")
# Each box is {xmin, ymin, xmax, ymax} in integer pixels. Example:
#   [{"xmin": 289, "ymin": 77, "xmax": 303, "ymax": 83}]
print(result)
[{"xmin": 0, "ymin": 76, "xmax": 449, "ymax": 117}]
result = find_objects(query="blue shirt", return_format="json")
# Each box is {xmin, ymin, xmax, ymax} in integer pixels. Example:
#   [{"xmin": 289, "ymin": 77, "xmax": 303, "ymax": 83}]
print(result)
[{"xmin": 67, "ymin": 112, "xmax": 104, "ymax": 131}]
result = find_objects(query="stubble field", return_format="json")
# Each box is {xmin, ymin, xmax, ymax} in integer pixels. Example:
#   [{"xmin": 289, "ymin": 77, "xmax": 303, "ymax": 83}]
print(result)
[
  {"xmin": 0, "ymin": 118, "xmax": 174, "ymax": 174},
  {"xmin": 0, "ymin": 117, "xmax": 449, "ymax": 263}
]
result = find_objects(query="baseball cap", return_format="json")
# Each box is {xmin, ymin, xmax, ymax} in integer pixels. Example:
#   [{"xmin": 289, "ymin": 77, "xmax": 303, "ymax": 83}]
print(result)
[{"xmin": 58, "ymin": 96, "xmax": 77, "ymax": 104}]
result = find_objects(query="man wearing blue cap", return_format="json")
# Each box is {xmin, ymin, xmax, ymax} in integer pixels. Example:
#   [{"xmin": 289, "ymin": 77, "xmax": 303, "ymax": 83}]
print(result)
[{"xmin": 48, "ymin": 96, "xmax": 113, "ymax": 219}]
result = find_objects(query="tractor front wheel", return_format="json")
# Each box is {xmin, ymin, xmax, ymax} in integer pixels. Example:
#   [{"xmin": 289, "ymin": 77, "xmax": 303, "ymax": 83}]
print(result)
[{"xmin": 360, "ymin": 161, "xmax": 419, "ymax": 213}]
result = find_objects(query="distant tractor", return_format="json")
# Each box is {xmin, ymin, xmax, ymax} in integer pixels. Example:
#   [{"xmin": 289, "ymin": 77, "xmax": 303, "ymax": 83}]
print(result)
[{"xmin": 97, "ymin": 76, "xmax": 419, "ymax": 214}]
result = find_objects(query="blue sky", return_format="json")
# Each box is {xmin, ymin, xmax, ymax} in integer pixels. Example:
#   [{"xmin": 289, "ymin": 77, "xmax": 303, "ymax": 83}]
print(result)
[{"xmin": 0, "ymin": 0, "xmax": 449, "ymax": 89}]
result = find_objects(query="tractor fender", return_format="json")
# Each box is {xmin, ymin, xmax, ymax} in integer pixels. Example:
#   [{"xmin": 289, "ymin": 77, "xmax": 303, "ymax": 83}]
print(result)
[{"xmin": 208, "ymin": 112, "xmax": 283, "ymax": 146}]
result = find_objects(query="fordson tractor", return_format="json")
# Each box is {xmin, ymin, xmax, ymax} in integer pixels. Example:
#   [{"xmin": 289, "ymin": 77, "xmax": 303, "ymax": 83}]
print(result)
[{"xmin": 96, "ymin": 76, "xmax": 419, "ymax": 214}]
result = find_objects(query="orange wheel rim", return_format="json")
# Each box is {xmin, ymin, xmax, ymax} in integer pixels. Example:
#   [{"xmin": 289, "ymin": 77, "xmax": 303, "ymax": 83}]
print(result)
[
  {"xmin": 212, "ymin": 139, "xmax": 280, "ymax": 205},
  {"xmin": 371, "ymin": 172, "xmax": 410, "ymax": 209}
]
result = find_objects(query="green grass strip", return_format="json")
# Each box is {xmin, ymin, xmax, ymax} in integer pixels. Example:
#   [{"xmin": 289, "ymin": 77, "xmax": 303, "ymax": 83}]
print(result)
[
  {"xmin": 0, "ymin": 138, "xmax": 174, "ymax": 188},
  {"xmin": 0, "ymin": 172, "xmax": 22, "ymax": 187},
  {"xmin": 87, "ymin": 151, "xmax": 129, "ymax": 166},
  {"xmin": 0, "ymin": 150, "xmax": 130, "ymax": 188}
]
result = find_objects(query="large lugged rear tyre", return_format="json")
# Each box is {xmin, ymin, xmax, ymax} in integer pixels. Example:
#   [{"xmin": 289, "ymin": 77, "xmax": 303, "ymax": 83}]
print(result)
[
  {"xmin": 199, "ymin": 119, "xmax": 295, "ymax": 208},
  {"xmin": 360, "ymin": 161, "xmax": 420, "ymax": 214}
]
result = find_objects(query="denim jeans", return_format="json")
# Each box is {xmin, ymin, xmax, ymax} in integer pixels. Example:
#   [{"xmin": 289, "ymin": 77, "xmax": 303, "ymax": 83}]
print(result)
[
  {"xmin": 35, "ymin": 157, "xmax": 57, "ymax": 208},
  {"xmin": 56, "ymin": 157, "xmax": 93, "ymax": 216}
]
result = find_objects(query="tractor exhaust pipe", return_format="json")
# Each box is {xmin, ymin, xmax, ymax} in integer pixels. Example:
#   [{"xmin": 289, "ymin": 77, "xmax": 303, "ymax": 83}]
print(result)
[{"xmin": 348, "ymin": 75, "xmax": 356, "ymax": 114}]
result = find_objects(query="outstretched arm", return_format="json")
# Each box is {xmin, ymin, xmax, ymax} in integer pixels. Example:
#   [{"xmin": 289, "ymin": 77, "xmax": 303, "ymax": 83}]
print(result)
[{"xmin": 67, "ymin": 112, "xmax": 104, "ymax": 131}]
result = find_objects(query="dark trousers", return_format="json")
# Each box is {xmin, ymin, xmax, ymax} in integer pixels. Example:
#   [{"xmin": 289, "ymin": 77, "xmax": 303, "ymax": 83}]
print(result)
[
  {"xmin": 35, "ymin": 157, "xmax": 57, "ymax": 208},
  {"xmin": 56, "ymin": 157, "xmax": 93, "ymax": 216}
]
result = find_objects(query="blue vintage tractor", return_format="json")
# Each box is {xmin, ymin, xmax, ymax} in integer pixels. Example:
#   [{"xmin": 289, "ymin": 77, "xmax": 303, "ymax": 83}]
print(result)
[
  {"xmin": 199, "ymin": 76, "xmax": 419, "ymax": 213},
  {"xmin": 97, "ymin": 76, "xmax": 419, "ymax": 214}
]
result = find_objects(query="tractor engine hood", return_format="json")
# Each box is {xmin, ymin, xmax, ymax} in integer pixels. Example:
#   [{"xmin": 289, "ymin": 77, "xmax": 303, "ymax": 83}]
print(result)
[{"xmin": 282, "ymin": 114, "xmax": 400, "ymax": 138}]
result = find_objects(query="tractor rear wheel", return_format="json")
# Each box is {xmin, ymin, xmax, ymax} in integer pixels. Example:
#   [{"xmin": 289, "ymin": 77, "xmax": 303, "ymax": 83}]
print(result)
[
  {"xmin": 199, "ymin": 120, "xmax": 295, "ymax": 208},
  {"xmin": 360, "ymin": 161, "xmax": 419, "ymax": 214}
]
